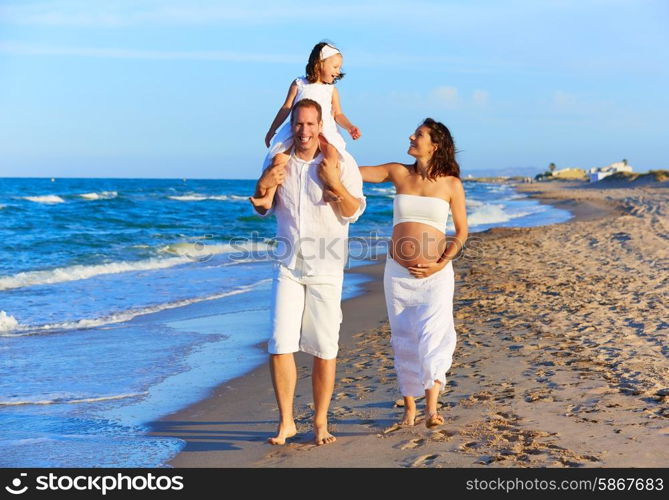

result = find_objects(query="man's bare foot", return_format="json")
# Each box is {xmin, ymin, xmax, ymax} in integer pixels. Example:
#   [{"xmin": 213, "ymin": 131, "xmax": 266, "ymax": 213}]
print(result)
[
  {"xmin": 314, "ymin": 424, "xmax": 336, "ymax": 446},
  {"xmin": 249, "ymin": 195, "xmax": 272, "ymax": 211},
  {"xmin": 400, "ymin": 407, "xmax": 416, "ymax": 426},
  {"xmin": 425, "ymin": 413, "xmax": 445, "ymax": 429},
  {"xmin": 267, "ymin": 421, "xmax": 297, "ymax": 445}
]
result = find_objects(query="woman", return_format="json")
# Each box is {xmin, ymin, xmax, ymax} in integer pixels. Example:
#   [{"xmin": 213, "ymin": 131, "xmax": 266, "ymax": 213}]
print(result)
[{"xmin": 360, "ymin": 118, "xmax": 468, "ymax": 428}]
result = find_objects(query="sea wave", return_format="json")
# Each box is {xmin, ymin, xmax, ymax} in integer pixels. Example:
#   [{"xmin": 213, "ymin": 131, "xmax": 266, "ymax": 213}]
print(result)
[
  {"xmin": 0, "ymin": 278, "xmax": 272, "ymax": 336},
  {"xmin": 367, "ymin": 186, "xmax": 396, "ymax": 195},
  {"xmin": 79, "ymin": 191, "xmax": 118, "ymax": 200},
  {"xmin": 0, "ymin": 256, "xmax": 193, "ymax": 292},
  {"xmin": 159, "ymin": 241, "xmax": 274, "ymax": 257},
  {"xmin": 23, "ymin": 195, "xmax": 65, "ymax": 204},
  {"xmin": 0, "ymin": 311, "xmax": 19, "ymax": 332},
  {"xmin": 468, "ymin": 204, "xmax": 533, "ymax": 227},
  {"xmin": 0, "ymin": 392, "xmax": 148, "ymax": 407},
  {"xmin": 168, "ymin": 194, "xmax": 248, "ymax": 202}
]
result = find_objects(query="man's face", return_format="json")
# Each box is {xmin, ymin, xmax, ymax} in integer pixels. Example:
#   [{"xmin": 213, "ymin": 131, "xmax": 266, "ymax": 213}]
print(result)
[{"xmin": 291, "ymin": 106, "xmax": 322, "ymax": 152}]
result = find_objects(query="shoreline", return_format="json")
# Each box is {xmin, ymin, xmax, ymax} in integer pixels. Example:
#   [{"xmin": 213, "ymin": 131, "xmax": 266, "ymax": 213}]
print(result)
[{"xmin": 149, "ymin": 181, "xmax": 667, "ymax": 467}]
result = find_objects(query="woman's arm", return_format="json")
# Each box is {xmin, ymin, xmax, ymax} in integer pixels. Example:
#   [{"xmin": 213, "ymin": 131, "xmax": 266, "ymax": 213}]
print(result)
[
  {"xmin": 265, "ymin": 81, "xmax": 299, "ymax": 147},
  {"xmin": 359, "ymin": 163, "xmax": 398, "ymax": 183},
  {"xmin": 439, "ymin": 177, "xmax": 469, "ymax": 262},
  {"xmin": 332, "ymin": 88, "xmax": 361, "ymax": 140},
  {"xmin": 409, "ymin": 177, "xmax": 469, "ymax": 278}
]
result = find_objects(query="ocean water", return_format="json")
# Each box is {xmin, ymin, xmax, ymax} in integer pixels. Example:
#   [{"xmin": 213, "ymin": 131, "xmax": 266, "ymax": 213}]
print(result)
[{"xmin": 0, "ymin": 177, "xmax": 570, "ymax": 466}]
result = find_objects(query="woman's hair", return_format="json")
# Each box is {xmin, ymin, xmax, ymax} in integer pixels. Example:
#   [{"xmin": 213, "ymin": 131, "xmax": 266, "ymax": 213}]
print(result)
[
  {"xmin": 419, "ymin": 118, "xmax": 461, "ymax": 179},
  {"xmin": 305, "ymin": 41, "xmax": 345, "ymax": 84}
]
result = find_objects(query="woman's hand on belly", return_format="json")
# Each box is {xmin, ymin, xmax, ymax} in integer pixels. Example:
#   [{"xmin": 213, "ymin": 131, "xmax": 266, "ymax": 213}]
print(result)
[{"xmin": 407, "ymin": 261, "xmax": 446, "ymax": 279}]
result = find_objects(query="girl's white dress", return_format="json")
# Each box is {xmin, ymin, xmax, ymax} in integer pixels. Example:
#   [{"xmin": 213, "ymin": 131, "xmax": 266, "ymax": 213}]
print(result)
[{"xmin": 264, "ymin": 77, "xmax": 356, "ymax": 170}]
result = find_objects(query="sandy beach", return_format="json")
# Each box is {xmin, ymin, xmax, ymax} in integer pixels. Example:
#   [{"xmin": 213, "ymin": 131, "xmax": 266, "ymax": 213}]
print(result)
[{"xmin": 149, "ymin": 180, "xmax": 668, "ymax": 467}]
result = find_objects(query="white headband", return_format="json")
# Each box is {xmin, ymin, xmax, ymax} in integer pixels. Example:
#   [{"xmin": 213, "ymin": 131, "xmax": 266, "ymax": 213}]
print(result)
[{"xmin": 319, "ymin": 45, "xmax": 340, "ymax": 60}]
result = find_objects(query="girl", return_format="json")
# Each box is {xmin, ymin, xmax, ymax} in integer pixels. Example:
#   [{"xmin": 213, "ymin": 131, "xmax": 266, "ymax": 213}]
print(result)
[{"xmin": 250, "ymin": 41, "xmax": 361, "ymax": 209}]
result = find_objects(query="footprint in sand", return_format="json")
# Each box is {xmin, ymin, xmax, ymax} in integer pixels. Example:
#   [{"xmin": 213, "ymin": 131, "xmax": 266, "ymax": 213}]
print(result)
[
  {"xmin": 431, "ymin": 429, "xmax": 456, "ymax": 441},
  {"xmin": 398, "ymin": 438, "xmax": 425, "ymax": 450},
  {"xmin": 410, "ymin": 454, "xmax": 440, "ymax": 467}
]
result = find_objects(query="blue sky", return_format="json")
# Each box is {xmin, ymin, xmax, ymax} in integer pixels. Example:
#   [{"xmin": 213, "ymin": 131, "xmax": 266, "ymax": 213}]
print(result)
[{"xmin": 1, "ymin": 0, "xmax": 667, "ymax": 178}]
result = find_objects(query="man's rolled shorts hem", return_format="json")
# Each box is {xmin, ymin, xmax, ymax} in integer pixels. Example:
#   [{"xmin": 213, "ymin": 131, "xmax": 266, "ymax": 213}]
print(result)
[{"xmin": 268, "ymin": 345, "xmax": 338, "ymax": 360}]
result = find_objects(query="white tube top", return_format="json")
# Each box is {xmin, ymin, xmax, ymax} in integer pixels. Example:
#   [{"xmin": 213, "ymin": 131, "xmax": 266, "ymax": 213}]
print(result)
[{"xmin": 393, "ymin": 193, "xmax": 450, "ymax": 232}]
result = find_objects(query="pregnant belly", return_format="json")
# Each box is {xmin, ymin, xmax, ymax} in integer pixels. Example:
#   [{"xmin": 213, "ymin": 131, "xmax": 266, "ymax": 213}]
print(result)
[{"xmin": 390, "ymin": 222, "xmax": 447, "ymax": 268}]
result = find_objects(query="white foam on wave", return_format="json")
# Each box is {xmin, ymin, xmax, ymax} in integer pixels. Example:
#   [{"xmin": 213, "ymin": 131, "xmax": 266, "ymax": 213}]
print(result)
[
  {"xmin": 468, "ymin": 203, "xmax": 533, "ymax": 227},
  {"xmin": 79, "ymin": 191, "xmax": 118, "ymax": 200},
  {"xmin": 0, "ymin": 278, "xmax": 272, "ymax": 337},
  {"xmin": 0, "ymin": 392, "xmax": 148, "ymax": 407},
  {"xmin": 168, "ymin": 193, "xmax": 247, "ymax": 202},
  {"xmin": 0, "ymin": 256, "xmax": 192, "ymax": 292},
  {"xmin": 368, "ymin": 186, "xmax": 396, "ymax": 195},
  {"xmin": 23, "ymin": 195, "xmax": 65, "ymax": 204},
  {"xmin": 159, "ymin": 241, "xmax": 274, "ymax": 258},
  {"xmin": 0, "ymin": 311, "xmax": 19, "ymax": 332}
]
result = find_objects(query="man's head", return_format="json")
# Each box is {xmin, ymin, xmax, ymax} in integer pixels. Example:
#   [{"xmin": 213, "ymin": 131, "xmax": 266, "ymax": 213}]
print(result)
[{"xmin": 291, "ymin": 99, "xmax": 323, "ymax": 154}]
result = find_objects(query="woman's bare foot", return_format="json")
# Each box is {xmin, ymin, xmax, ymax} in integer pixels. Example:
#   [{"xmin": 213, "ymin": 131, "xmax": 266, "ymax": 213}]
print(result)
[
  {"xmin": 425, "ymin": 413, "xmax": 445, "ymax": 429},
  {"xmin": 249, "ymin": 195, "xmax": 272, "ymax": 211},
  {"xmin": 267, "ymin": 421, "xmax": 297, "ymax": 445},
  {"xmin": 314, "ymin": 424, "xmax": 336, "ymax": 446},
  {"xmin": 400, "ymin": 406, "xmax": 416, "ymax": 426}
]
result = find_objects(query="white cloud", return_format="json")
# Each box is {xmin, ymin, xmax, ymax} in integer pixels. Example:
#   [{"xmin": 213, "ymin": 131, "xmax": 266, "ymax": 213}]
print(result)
[
  {"xmin": 0, "ymin": 0, "xmax": 375, "ymax": 27},
  {"xmin": 0, "ymin": 41, "xmax": 301, "ymax": 63},
  {"xmin": 472, "ymin": 89, "xmax": 490, "ymax": 107},
  {"xmin": 431, "ymin": 86, "xmax": 460, "ymax": 109},
  {"xmin": 552, "ymin": 90, "xmax": 578, "ymax": 110}
]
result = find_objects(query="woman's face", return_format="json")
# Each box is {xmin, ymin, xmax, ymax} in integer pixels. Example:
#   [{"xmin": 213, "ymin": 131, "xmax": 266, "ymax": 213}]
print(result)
[{"xmin": 408, "ymin": 126, "xmax": 436, "ymax": 159}]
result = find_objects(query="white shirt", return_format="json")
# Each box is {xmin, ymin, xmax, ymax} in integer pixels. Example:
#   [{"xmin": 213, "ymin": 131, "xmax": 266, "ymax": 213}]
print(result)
[{"xmin": 259, "ymin": 150, "xmax": 366, "ymax": 276}]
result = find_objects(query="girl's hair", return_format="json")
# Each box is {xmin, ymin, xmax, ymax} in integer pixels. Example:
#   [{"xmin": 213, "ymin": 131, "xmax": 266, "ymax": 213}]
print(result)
[
  {"xmin": 305, "ymin": 42, "xmax": 345, "ymax": 84},
  {"xmin": 419, "ymin": 118, "xmax": 461, "ymax": 179}
]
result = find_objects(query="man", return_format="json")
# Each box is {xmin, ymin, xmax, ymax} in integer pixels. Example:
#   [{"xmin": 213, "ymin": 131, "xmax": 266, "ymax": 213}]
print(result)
[{"xmin": 251, "ymin": 98, "xmax": 366, "ymax": 445}]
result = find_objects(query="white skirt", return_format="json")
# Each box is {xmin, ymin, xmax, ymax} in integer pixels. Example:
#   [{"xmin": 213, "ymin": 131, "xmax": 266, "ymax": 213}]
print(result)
[{"xmin": 383, "ymin": 255, "xmax": 457, "ymax": 397}]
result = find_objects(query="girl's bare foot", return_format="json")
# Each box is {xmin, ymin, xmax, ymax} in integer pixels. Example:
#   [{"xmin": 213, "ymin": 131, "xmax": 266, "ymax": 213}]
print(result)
[
  {"xmin": 425, "ymin": 413, "xmax": 445, "ymax": 429},
  {"xmin": 314, "ymin": 424, "xmax": 336, "ymax": 445},
  {"xmin": 249, "ymin": 195, "xmax": 272, "ymax": 211},
  {"xmin": 267, "ymin": 421, "xmax": 297, "ymax": 445}
]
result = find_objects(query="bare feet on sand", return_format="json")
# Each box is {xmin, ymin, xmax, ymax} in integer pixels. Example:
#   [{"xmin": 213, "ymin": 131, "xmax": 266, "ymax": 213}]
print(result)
[
  {"xmin": 267, "ymin": 422, "xmax": 297, "ymax": 445},
  {"xmin": 400, "ymin": 407, "xmax": 416, "ymax": 426},
  {"xmin": 314, "ymin": 424, "xmax": 336, "ymax": 446},
  {"xmin": 425, "ymin": 413, "xmax": 445, "ymax": 429}
]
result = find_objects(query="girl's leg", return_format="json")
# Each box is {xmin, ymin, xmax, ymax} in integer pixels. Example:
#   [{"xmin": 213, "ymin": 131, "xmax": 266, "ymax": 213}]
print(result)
[
  {"xmin": 425, "ymin": 381, "xmax": 445, "ymax": 428},
  {"xmin": 318, "ymin": 136, "xmax": 340, "ymax": 203},
  {"xmin": 249, "ymin": 151, "xmax": 290, "ymax": 209}
]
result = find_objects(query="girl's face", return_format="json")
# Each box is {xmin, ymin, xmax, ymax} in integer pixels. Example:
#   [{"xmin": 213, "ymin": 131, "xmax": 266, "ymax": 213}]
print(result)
[
  {"xmin": 408, "ymin": 126, "xmax": 437, "ymax": 159},
  {"xmin": 318, "ymin": 54, "xmax": 343, "ymax": 84}
]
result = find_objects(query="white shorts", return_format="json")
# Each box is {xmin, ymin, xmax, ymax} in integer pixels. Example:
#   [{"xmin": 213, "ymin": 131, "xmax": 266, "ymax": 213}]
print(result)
[{"xmin": 268, "ymin": 263, "xmax": 344, "ymax": 360}]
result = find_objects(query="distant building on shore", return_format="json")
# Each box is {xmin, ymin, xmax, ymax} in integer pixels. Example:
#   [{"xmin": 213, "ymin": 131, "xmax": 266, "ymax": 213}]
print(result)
[
  {"xmin": 588, "ymin": 161, "xmax": 633, "ymax": 182},
  {"xmin": 550, "ymin": 167, "xmax": 587, "ymax": 180}
]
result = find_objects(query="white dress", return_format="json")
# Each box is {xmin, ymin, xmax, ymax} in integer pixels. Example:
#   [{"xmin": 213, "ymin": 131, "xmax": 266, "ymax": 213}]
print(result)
[
  {"xmin": 264, "ymin": 77, "xmax": 355, "ymax": 170},
  {"xmin": 383, "ymin": 198, "xmax": 457, "ymax": 397}
]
